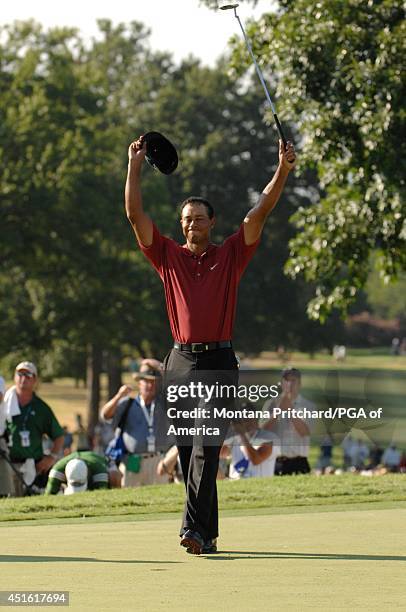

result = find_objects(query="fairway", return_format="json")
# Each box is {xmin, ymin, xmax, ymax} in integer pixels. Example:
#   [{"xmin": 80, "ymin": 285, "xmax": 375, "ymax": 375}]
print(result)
[{"xmin": 1, "ymin": 506, "xmax": 405, "ymax": 611}]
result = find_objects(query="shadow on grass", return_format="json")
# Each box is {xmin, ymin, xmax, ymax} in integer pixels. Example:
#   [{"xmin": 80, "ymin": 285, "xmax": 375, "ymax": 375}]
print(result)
[
  {"xmin": 205, "ymin": 551, "xmax": 406, "ymax": 562},
  {"xmin": 0, "ymin": 555, "xmax": 180, "ymax": 564}
]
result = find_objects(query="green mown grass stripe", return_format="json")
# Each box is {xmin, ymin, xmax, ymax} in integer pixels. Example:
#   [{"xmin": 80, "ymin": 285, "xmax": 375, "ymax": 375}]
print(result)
[{"xmin": 1, "ymin": 473, "xmax": 405, "ymax": 523}]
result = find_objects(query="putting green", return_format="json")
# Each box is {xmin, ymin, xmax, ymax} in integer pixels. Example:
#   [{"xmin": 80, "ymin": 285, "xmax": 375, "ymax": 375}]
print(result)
[{"xmin": 1, "ymin": 508, "xmax": 405, "ymax": 611}]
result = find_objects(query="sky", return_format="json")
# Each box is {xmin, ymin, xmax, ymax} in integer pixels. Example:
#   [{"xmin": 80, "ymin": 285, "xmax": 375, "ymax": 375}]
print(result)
[{"xmin": 0, "ymin": 0, "xmax": 272, "ymax": 66}]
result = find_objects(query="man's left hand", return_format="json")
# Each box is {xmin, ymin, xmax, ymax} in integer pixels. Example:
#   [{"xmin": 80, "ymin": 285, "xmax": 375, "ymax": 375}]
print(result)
[
  {"xmin": 36, "ymin": 455, "xmax": 55, "ymax": 474},
  {"xmin": 279, "ymin": 140, "xmax": 296, "ymax": 171}
]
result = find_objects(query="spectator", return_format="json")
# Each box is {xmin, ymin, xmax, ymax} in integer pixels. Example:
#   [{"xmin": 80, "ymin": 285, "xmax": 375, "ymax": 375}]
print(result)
[
  {"xmin": 390, "ymin": 337, "xmax": 400, "ymax": 356},
  {"xmin": 0, "ymin": 375, "xmax": 5, "ymax": 404},
  {"xmin": 156, "ymin": 445, "xmax": 183, "ymax": 484},
  {"xmin": 100, "ymin": 359, "xmax": 172, "ymax": 487},
  {"xmin": 381, "ymin": 444, "xmax": 401, "ymax": 472},
  {"xmin": 317, "ymin": 434, "xmax": 334, "ymax": 472},
  {"xmin": 333, "ymin": 345, "xmax": 346, "ymax": 361},
  {"xmin": 0, "ymin": 374, "xmax": 14, "ymax": 497},
  {"xmin": 156, "ymin": 444, "xmax": 227, "ymax": 483},
  {"xmin": 45, "ymin": 450, "xmax": 121, "ymax": 494},
  {"xmin": 92, "ymin": 420, "xmax": 114, "ymax": 455},
  {"xmin": 3, "ymin": 361, "xmax": 64, "ymax": 496},
  {"xmin": 349, "ymin": 438, "xmax": 369, "ymax": 470},
  {"xmin": 222, "ymin": 416, "xmax": 281, "ymax": 480},
  {"xmin": 367, "ymin": 443, "xmax": 384, "ymax": 469},
  {"xmin": 399, "ymin": 451, "xmax": 406, "ymax": 473},
  {"xmin": 71, "ymin": 413, "xmax": 90, "ymax": 452},
  {"xmin": 62, "ymin": 426, "xmax": 73, "ymax": 456},
  {"xmin": 264, "ymin": 368, "xmax": 314, "ymax": 475},
  {"xmin": 341, "ymin": 434, "xmax": 356, "ymax": 470}
]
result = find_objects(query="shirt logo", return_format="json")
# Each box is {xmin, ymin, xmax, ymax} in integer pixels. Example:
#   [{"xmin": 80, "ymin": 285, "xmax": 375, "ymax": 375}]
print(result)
[{"xmin": 210, "ymin": 263, "xmax": 219, "ymax": 271}]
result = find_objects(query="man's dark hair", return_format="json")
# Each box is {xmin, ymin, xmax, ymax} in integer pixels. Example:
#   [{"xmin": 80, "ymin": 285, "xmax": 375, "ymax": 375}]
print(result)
[
  {"xmin": 180, "ymin": 196, "xmax": 215, "ymax": 219},
  {"xmin": 281, "ymin": 367, "xmax": 301, "ymax": 380}
]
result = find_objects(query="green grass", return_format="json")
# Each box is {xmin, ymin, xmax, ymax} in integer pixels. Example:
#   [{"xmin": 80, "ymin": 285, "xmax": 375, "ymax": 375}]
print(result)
[
  {"xmin": 247, "ymin": 347, "xmax": 406, "ymax": 370},
  {"xmin": 3, "ymin": 508, "xmax": 406, "ymax": 611},
  {"xmin": 1, "ymin": 473, "xmax": 405, "ymax": 523}
]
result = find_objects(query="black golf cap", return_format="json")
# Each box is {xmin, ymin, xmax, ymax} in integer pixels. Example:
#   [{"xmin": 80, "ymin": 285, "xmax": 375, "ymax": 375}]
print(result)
[{"xmin": 143, "ymin": 131, "xmax": 178, "ymax": 175}]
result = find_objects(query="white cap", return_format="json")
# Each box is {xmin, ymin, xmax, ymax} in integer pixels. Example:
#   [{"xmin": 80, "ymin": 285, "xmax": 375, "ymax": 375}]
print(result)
[
  {"xmin": 64, "ymin": 459, "xmax": 88, "ymax": 495},
  {"xmin": 15, "ymin": 361, "xmax": 38, "ymax": 377}
]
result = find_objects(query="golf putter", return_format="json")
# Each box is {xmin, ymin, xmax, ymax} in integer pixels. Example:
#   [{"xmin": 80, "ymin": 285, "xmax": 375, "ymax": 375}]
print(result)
[{"xmin": 220, "ymin": 4, "xmax": 288, "ymax": 148}]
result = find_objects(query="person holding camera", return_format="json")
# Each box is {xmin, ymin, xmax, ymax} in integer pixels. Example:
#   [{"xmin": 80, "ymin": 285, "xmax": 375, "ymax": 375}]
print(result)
[
  {"xmin": 264, "ymin": 368, "xmax": 314, "ymax": 475},
  {"xmin": 101, "ymin": 359, "xmax": 171, "ymax": 486}
]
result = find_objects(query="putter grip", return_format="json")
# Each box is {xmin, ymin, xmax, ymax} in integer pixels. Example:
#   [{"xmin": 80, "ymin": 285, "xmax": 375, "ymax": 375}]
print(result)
[{"xmin": 273, "ymin": 113, "xmax": 287, "ymax": 149}]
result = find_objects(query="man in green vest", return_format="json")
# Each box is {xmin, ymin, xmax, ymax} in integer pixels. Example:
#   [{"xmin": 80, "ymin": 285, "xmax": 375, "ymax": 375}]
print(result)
[{"xmin": 5, "ymin": 361, "xmax": 64, "ymax": 496}]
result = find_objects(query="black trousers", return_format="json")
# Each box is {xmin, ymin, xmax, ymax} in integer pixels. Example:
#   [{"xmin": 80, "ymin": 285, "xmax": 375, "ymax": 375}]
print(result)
[
  {"xmin": 163, "ymin": 346, "xmax": 238, "ymax": 541},
  {"xmin": 275, "ymin": 456, "xmax": 310, "ymax": 475}
]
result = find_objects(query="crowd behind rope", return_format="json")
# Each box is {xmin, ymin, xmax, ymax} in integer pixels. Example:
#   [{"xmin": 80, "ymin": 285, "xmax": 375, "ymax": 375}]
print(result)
[{"xmin": 0, "ymin": 362, "xmax": 404, "ymax": 498}]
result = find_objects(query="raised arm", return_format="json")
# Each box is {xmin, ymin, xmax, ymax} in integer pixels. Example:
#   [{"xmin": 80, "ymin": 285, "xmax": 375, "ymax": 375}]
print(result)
[
  {"xmin": 243, "ymin": 140, "xmax": 296, "ymax": 246},
  {"xmin": 125, "ymin": 136, "xmax": 154, "ymax": 247},
  {"xmin": 100, "ymin": 385, "xmax": 133, "ymax": 421},
  {"xmin": 239, "ymin": 431, "xmax": 274, "ymax": 466}
]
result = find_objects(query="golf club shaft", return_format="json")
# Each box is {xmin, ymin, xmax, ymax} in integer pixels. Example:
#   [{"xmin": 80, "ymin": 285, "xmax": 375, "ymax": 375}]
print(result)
[{"xmin": 234, "ymin": 10, "xmax": 287, "ymax": 148}]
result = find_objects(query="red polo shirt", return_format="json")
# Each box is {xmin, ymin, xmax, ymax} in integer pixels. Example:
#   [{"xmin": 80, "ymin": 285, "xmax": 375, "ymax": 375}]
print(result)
[{"xmin": 139, "ymin": 223, "xmax": 259, "ymax": 343}]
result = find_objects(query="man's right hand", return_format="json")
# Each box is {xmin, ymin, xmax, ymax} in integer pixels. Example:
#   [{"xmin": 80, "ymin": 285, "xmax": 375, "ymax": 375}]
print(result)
[
  {"xmin": 128, "ymin": 136, "xmax": 147, "ymax": 164},
  {"xmin": 116, "ymin": 384, "xmax": 133, "ymax": 400},
  {"xmin": 125, "ymin": 134, "xmax": 154, "ymax": 247},
  {"xmin": 101, "ymin": 384, "xmax": 133, "ymax": 421}
]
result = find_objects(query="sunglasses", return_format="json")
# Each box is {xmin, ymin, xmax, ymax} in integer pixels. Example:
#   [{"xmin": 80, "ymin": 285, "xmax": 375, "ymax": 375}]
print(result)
[{"xmin": 16, "ymin": 371, "xmax": 35, "ymax": 379}]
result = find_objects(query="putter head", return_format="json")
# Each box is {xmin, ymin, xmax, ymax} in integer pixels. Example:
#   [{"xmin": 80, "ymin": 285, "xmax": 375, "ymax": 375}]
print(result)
[{"xmin": 219, "ymin": 4, "xmax": 239, "ymax": 10}]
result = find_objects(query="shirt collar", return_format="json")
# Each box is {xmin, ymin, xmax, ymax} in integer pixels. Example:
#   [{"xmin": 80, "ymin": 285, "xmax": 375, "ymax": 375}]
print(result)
[{"xmin": 181, "ymin": 243, "xmax": 216, "ymax": 258}]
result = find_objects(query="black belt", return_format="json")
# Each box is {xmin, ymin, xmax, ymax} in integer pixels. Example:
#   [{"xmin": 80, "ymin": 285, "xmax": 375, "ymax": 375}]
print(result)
[{"xmin": 173, "ymin": 341, "xmax": 232, "ymax": 353}]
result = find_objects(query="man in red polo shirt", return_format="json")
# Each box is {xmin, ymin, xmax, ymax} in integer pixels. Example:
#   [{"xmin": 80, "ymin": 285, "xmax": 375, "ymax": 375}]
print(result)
[{"xmin": 125, "ymin": 135, "xmax": 296, "ymax": 554}]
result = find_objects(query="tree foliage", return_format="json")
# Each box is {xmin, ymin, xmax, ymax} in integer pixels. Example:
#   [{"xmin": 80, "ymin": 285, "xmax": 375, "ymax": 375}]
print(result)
[
  {"xmin": 1, "ymin": 16, "xmax": 345, "ymax": 391},
  {"xmin": 204, "ymin": 0, "xmax": 405, "ymax": 321},
  {"xmin": 365, "ymin": 259, "xmax": 406, "ymax": 321}
]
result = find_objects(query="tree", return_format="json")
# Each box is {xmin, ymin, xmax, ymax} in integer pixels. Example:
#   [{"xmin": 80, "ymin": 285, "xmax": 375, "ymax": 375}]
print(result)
[
  {"xmin": 365, "ymin": 260, "xmax": 406, "ymax": 321},
  {"xmin": 0, "ymin": 21, "xmax": 173, "ymax": 421},
  {"xmin": 204, "ymin": 0, "xmax": 405, "ymax": 321},
  {"xmin": 1, "ymin": 17, "xmax": 346, "ymax": 415}
]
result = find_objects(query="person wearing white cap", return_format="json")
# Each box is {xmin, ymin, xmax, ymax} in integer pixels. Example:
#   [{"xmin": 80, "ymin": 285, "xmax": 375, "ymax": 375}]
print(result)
[
  {"xmin": 64, "ymin": 458, "xmax": 88, "ymax": 494},
  {"xmin": 4, "ymin": 361, "xmax": 64, "ymax": 496},
  {"xmin": 45, "ymin": 451, "xmax": 121, "ymax": 494}
]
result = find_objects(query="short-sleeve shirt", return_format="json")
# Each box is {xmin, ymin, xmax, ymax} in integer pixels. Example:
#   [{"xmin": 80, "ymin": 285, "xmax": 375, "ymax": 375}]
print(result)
[
  {"xmin": 263, "ymin": 394, "xmax": 315, "ymax": 458},
  {"xmin": 107, "ymin": 395, "xmax": 171, "ymax": 454},
  {"xmin": 227, "ymin": 430, "xmax": 281, "ymax": 479},
  {"xmin": 45, "ymin": 451, "xmax": 109, "ymax": 494},
  {"xmin": 7, "ymin": 394, "xmax": 64, "ymax": 462},
  {"xmin": 139, "ymin": 223, "xmax": 259, "ymax": 343}
]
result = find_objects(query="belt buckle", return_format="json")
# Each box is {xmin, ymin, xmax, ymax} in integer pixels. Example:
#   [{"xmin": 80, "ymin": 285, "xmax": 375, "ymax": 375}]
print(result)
[{"xmin": 191, "ymin": 343, "xmax": 206, "ymax": 353}]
